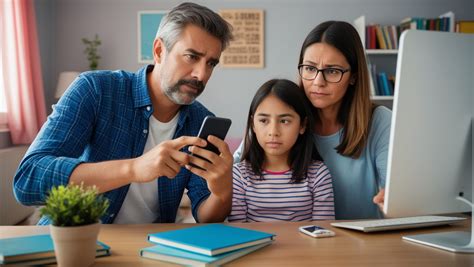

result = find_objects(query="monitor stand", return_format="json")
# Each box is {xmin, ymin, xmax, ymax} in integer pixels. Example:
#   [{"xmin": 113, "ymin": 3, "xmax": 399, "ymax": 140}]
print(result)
[
  {"xmin": 403, "ymin": 118, "xmax": 473, "ymax": 253},
  {"xmin": 402, "ymin": 196, "xmax": 473, "ymax": 253}
]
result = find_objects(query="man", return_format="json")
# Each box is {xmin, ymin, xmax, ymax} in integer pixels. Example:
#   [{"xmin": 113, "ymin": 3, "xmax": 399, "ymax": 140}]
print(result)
[{"xmin": 13, "ymin": 2, "xmax": 234, "ymax": 224}]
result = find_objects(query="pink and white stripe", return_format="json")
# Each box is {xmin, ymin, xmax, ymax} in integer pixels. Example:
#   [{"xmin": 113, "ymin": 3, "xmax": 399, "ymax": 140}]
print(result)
[{"xmin": 229, "ymin": 160, "xmax": 335, "ymax": 222}]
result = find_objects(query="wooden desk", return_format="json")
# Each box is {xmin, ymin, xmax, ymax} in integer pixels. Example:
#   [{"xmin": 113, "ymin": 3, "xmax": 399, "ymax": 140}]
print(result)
[{"xmin": 1, "ymin": 220, "xmax": 472, "ymax": 266}]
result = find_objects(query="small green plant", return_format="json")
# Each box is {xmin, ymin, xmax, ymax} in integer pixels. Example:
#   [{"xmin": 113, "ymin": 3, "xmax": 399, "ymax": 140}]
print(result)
[
  {"xmin": 40, "ymin": 183, "xmax": 109, "ymax": 227},
  {"xmin": 82, "ymin": 34, "xmax": 101, "ymax": 70}
]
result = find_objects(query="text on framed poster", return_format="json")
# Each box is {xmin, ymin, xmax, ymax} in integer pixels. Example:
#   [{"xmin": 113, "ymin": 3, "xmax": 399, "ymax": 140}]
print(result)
[{"xmin": 219, "ymin": 9, "xmax": 264, "ymax": 68}]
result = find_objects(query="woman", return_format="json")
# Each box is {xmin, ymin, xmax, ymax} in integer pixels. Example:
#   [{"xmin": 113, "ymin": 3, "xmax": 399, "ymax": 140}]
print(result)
[{"xmin": 234, "ymin": 21, "xmax": 391, "ymax": 220}]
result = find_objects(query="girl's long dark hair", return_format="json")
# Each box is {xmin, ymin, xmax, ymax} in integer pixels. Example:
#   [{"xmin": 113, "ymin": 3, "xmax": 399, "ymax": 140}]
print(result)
[{"xmin": 241, "ymin": 79, "xmax": 322, "ymax": 183}]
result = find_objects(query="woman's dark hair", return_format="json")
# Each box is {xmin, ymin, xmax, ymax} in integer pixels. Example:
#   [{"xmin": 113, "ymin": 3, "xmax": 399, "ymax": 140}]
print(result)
[
  {"xmin": 298, "ymin": 21, "xmax": 374, "ymax": 158},
  {"xmin": 241, "ymin": 79, "xmax": 322, "ymax": 183}
]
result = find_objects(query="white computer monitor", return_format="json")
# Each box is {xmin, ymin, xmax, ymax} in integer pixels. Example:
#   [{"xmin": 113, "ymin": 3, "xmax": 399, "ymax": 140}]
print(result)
[{"xmin": 384, "ymin": 30, "xmax": 473, "ymax": 252}]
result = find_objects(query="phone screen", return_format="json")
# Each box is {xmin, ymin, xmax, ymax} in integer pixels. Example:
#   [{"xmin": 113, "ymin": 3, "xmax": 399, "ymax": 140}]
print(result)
[{"xmin": 302, "ymin": 226, "xmax": 325, "ymax": 233}]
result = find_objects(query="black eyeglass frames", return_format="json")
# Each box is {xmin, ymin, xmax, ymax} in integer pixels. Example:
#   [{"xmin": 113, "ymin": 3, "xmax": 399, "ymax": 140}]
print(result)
[{"xmin": 298, "ymin": 64, "xmax": 351, "ymax": 83}]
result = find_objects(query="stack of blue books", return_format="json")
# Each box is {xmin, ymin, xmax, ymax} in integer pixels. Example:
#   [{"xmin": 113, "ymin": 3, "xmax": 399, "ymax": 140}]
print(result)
[{"xmin": 140, "ymin": 224, "xmax": 275, "ymax": 266}]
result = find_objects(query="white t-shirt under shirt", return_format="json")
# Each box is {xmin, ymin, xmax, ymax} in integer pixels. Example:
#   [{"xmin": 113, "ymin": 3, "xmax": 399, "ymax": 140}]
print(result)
[{"xmin": 113, "ymin": 112, "xmax": 179, "ymax": 224}]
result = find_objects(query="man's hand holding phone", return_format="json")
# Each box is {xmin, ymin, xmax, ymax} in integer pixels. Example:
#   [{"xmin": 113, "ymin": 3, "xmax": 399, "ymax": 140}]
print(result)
[
  {"xmin": 130, "ymin": 136, "xmax": 206, "ymax": 183},
  {"xmin": 186, "ymin": 116, "xmax": 233, "ymax": 200},
  {"xmin": 187, "ymin": 116, "xmax": 232, "ymax": 170}
]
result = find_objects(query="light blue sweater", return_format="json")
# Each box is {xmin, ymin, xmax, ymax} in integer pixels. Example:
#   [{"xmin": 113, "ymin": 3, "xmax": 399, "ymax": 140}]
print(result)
[{"xmin": 233, "ymin": 106, "xmax": 392, "ymax": 220}]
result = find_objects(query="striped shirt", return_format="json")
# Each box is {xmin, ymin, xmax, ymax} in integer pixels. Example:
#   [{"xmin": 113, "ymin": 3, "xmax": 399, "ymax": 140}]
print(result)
[{"xmin": 228, "ymin": 160, "xmax": 335, "ymax": 222}]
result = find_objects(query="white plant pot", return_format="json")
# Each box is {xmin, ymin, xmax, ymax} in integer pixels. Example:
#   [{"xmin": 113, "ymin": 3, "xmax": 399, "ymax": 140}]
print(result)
[{"xmin": 50, "ymin": 222, "xmax": 100, "ymax": 267}]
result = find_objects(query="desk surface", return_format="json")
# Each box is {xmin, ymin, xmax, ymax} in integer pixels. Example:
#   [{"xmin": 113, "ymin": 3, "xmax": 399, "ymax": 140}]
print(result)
[{"xmin": 1, "ymin": 220, "xmax": 473, "ymax": 266}]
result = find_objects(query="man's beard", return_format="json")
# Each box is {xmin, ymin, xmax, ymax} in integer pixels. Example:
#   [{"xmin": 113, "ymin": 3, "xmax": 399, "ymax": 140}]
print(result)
[{"xmin": 163, "ymin": 79, "xmax": 205, "ymax": 105}]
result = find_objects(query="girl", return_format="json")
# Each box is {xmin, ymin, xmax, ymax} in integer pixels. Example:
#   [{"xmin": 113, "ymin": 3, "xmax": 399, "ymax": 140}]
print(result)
[{"xmin": 228, "ymin": 79, "xmax": 334, "ymax": 222}]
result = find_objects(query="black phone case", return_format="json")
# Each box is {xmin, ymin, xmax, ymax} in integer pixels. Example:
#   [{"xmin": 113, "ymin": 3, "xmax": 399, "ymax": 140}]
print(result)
[
  {"xmin": 196, "ymin": 116, "xmax": 232, "ymax": 154},
  {"xmin": 189, "ymin": 116, "xmax": 232, "ymax": 170}
]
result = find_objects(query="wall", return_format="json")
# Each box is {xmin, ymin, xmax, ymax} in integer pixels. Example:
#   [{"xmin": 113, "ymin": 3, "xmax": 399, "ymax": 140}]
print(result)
[
  {"xmin": 35, "ymin": 0, "xmax": 56, "ymax": 114},
  {"xmin": 0, "ymin": 146, "xmax": 33, "ymax": 225},
  {"xmin": 35, "ymin": 0, "xmax": 473, "ymax": 138}
]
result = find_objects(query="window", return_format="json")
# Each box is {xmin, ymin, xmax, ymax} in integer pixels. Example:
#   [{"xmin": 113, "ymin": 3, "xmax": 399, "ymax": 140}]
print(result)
[
  {"xmin": 0, "ymin": 54, "xmax": 7, "ymax": 130},
  {"xmin": 0, "ymin": 6, "xmax": 8, "ymax": 130}
]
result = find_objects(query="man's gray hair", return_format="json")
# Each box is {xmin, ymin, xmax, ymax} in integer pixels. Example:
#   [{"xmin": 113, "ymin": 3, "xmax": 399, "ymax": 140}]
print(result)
[{"xmin": 156, "ymin": 2, "xmax": 233, "ymax": 51}]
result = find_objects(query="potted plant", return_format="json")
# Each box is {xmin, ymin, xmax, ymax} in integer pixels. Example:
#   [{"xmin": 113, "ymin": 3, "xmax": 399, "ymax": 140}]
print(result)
[
  {"xmin": 82, "ymin": 34, "xmax": 101, "ymax": 70},
  {"xmin": 40, "ymin": 183, "xmax": 109, "ymax": 267}
]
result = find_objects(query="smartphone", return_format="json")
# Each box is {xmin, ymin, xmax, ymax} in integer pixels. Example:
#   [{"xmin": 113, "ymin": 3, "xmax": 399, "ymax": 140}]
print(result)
[
  {"xmin": 299, "ymin": 225, "xmax": 336, "ymax": 238},
  {"xmin": 195, "ymin": 116, "xmax": 232, "ymax": 154},
  {"xmin": 189, "ymin": 116, "xmax": 232, "ymax": 168}
]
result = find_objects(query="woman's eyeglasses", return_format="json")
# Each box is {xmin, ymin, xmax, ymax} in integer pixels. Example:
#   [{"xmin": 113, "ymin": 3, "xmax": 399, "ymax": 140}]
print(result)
[{"xmin": 298, "ymin": 64, "xmax": 350, "ymax": 83}]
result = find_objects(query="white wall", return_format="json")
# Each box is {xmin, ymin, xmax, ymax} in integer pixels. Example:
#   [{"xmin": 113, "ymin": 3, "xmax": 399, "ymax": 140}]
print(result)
[{"xmin": 35, "ymin": 0, "xmax": 473, "ymax": 138}]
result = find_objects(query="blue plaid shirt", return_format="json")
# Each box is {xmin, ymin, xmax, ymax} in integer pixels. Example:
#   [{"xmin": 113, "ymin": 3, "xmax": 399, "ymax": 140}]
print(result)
[{"xmin": 13, "ymin": 65, "xmax": 213, "ymax": 224}]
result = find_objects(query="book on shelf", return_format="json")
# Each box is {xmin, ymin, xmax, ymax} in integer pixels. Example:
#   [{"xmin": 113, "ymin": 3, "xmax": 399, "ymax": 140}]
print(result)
[
  {"xmin": 387, "ymin": 25, "xmax": 399, "ymax": 49},
  {"xmin": 354, "ymin": 15, "xmax": 399, "ymax": 50},
  {"xmin": 366, "ymin": 24, "xmax": 377, "ymax": 49},
  {"xmin": 377, "ymin": 72, "xmax": 394, "ymax": 96},
  {"xmin": 375, "ymin": 25, "xmax": 387, "ymax": 49},
  {"xmin": 140, "ymin": 241, "xmax": 272, "ymax": 266},
  {"xmin": 0, "ymin": 234, "xmax": 110, "ymax": 265},
  {"xmin": 367, "ymin": 59, "xmax": 377, "ymax": 96},
  {"xmin": 457, "ymin": 20, "xmax": 474, "ymax": 33},
  {"xmin": 439, "ymin": 11, "xmax": 455, "ymax": 32},
  {"xmin": 147, "ymin": 224, "xmax": 275, "ymax": 256},
  {"xmin": 355, "ymin": 12, "xmax": 457, "ymax": 51},
  {"xmin": 401, "ymin": 11, "xmax": 455, "ymax": 33}
]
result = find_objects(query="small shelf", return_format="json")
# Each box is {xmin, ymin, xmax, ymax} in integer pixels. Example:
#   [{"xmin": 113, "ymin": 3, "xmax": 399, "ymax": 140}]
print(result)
[
  {"xmin": 366, "ymin": 49, "xmax": 398, "ymax": 55},
  {"xmin": 371, "ymin": 95, "xmax": 394, "ymax": 101}
]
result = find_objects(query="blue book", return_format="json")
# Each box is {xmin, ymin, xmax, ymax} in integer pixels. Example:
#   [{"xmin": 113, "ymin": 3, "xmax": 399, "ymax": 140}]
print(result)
[
  {"xmin": 0, "ymin": 234, "xmax": 110, "ymax": 265},
  {"xmin": 147, "ymin": 224, "xmax": 275, "ymax": 256},
  {"xmin": 380, "ymin": 72, "xmax": 392, "ymax": 96},
  {"xmin": 377, "ymin": 72, "xmax": 390, "ymax": 96},
  {"xmin": 140, "ymin": 241, "xmax": 272, "ymax": 266}
]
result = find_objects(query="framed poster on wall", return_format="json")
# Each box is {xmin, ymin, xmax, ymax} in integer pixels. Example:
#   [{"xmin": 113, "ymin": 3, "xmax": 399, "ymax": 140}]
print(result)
[
  {"xmin": 137, "ymin": 11, "xmax": 167, "ymax": 64},
  {"xmin": 219, "ymin": 9, "xmax": 264, "ymax": 68}
]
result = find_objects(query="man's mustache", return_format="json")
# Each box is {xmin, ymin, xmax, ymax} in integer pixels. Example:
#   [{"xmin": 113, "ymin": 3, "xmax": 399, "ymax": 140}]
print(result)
[{"xmin": 177, "ymin": 79, "xmax": 204, "ymax": 91}]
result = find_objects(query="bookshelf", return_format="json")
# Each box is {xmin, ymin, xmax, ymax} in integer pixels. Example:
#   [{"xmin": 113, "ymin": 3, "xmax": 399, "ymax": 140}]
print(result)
[
  {"xmin": 354, "ymin": 15, "xmax": 397, "ymax": 105},
  {"xmin": 354, "ymin": 12, "xmax": 457, "ymax": 107},
  {"xmin": 367, "ymin": 50, "xmax": 397, "ymax": 105}
]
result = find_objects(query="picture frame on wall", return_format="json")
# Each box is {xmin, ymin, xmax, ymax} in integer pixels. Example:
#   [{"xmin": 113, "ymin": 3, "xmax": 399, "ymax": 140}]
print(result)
[
  {"xmin": 219, "ymin": 9, "xmax": 264, "ymax": 68},
  {"xmin": 137, "ymin": 11, "xmax": 168, "ymax": 64}
]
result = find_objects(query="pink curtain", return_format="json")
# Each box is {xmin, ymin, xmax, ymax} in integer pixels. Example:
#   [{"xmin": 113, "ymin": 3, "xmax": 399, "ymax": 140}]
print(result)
[{"xmin": 1, "ymin": 0, "xmax": 46, "ymax": 144}]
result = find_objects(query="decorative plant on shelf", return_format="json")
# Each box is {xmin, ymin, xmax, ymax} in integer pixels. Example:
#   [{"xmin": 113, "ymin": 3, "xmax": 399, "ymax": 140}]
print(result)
[
  {"xmin": 40, "ymin": 183, "xmax": 109, "ymax": 267},
  {"xmin": 81, "ymin": 34, "xmax": 102, "ymax": 70}
]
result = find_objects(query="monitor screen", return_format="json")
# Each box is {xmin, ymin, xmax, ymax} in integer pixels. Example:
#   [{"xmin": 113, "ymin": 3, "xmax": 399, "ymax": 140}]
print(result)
[
  {"xmin": 384, "ymin": 30, "xmax": 473, "ymax": 218},
  {"xmin": 383, "ymin": 30, "xmax": 473, "ymax": 253}
]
